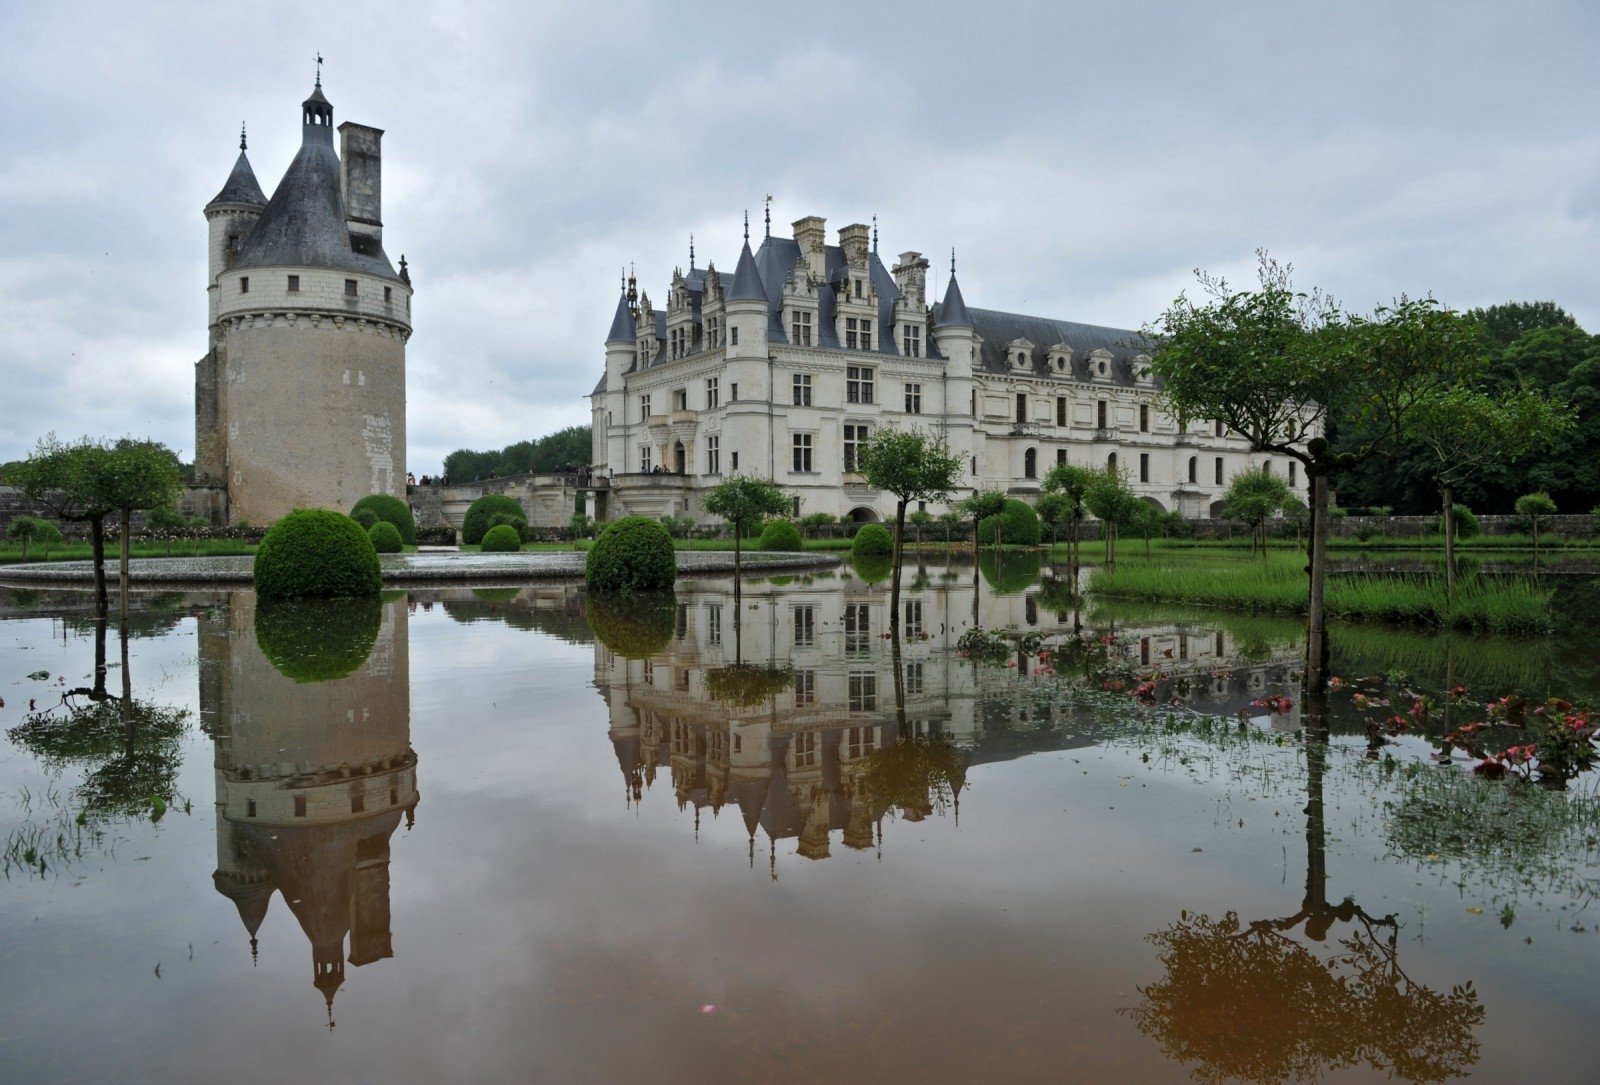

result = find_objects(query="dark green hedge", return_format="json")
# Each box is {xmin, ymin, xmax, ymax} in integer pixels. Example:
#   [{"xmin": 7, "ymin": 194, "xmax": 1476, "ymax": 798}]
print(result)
[
  {"xmin": 351, "ymin": 494, "xmax": 416, "ymax": 545},
  {"xmin": 584, "ymin": 590, "xmax": 676, "ymax": 659},
  {"xmin": 351, "ymin": 508, "xmax": 380, "ymax": 530},
  {"xmin": 585, "ymin": 516, "xmax": 676, "ymax": 591},
  {"xmin": 254, "ymin": 596, "xmax": 382, "ymax": 682},
  {"xmin": 851, "ymin": 522, "xmax": 894, "ymax": 556},
  {"xmin": 979, "ymin": 499, "xmax": 1042, "ymax": 546},
  {"xmin": 253, "ymin": 510, "xmax": 382, "ymax": 598},
  {"xmin": 369, "ymin": 521, "xmax": 404, "ymax": 553},
  {"xmin": 463, "ymin": 494, "xmax": 527, "ymax": 545},
  {"xmin": 759, "ymin": 518, "xmax": 803, "ymax": 551},
  {"xmin": 480, "ymin": 523, "xmax": 523, "ymax": 552}
]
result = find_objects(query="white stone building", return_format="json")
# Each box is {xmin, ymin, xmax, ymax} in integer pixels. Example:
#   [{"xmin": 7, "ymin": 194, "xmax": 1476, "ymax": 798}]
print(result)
[
  {"xmin": 196, "ymin": 74, "xmax": 412, "ymax": 525},
  {"xmin": 590, "ymin": 214, "xmax": 1304, "ymax": 524}
]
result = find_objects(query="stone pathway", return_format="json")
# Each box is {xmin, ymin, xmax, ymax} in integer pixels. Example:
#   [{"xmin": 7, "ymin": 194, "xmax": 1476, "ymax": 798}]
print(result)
[{"xmin": 0, "ymin": 550, "xmax": 838, "ymax": 587}]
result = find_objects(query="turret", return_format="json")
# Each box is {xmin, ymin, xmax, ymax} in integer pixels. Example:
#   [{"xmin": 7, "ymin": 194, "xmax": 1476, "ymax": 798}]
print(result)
[
  {"xmin": 932, "ymin": 250, "xmax": 977, "ymax": 378},
  {"xmin": 725, "ymin": 216, "xmax": 769, "ymax": 358},
  {"xmin": 204, "ymin": 124, "xmax": 267, "ymax": 324}
]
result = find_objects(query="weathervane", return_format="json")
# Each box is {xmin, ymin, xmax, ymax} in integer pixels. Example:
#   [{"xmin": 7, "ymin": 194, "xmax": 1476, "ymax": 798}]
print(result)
[
  {"xmin": 872, "ymin": 214, "xmax": 878, "ymax": 253},
  {"xmin": 764, "ymin": 194, "xmax": 773, "ymax": 238},
  {"xmin": 315, "ymin": 52, "xmax": 324, "ymax": 87}
]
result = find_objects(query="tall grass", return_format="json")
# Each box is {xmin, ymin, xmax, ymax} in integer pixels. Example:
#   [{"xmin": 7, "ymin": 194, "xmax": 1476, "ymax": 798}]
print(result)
[{"xmin": 1088, "ymin": 551, "xmax": 1553, "ymax": 635}]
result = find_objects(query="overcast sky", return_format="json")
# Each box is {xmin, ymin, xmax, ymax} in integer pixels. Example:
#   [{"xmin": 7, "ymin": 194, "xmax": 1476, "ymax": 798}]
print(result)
[{"xmin": 2, "ymin": 0, "xmax": 1596, "ymax": 473}]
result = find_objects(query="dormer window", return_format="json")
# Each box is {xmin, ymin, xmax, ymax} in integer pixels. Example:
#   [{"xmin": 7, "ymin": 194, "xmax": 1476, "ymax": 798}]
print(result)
[
  {"xmin": 853, "ymin": 278, "xmax": 863, "ymax": 299},
  {"xmin": 902, "ymin": 324, "xmax": 921, "ymax": 358},
  {"xmin": 1017, "ymin": 352, "xmax": 1027, "ymax": 367},
  {"xmin": 791, "ymin": 309, "xmax": 813, "ymax": 346},
  {"xmin": 706, "ymin": 316, "xmax": 721, "ymax": 348},
  {"xmin": 846, "ymin": 318, "xmax": 872, "ymax": 350}
]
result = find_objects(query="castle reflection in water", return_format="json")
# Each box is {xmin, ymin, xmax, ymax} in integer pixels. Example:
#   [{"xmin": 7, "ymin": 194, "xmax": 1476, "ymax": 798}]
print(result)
[{"xmin": 196, "ymin": 560, "xmax": 1298, "ymax": 1015}]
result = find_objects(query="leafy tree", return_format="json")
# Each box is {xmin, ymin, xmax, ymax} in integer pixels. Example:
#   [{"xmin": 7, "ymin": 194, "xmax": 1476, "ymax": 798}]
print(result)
[
  {"xmin": 1221, "ymin": 467, "xmax": 1294, "ymax": 556},
  {"xmin": 1035, "ymin": 492, "xmax": 1070, "ymax": 547},
  {"xmin": 1148, "ymin": 254, "xmax": 1477, "ymax": 690},
  {"xmin": 1514, "ymin": 491, "xmax": 1559, "ymax": 557},
  {"xmin": 1084, "ymin": 468, "xmax": 1141, "ymax": 564},
  {"xmin": 7, "ymin": 515, "xmax": 44, "ymax": 560},
  {"xmin": 1127, "ymin": 501, "xmax": 1167, "ymax": 559},
  {"xmin": 442, "ymin": 425, "xmax": 593, "ymax": 481},
  {"xmin": 1407, "ymin": 386, "xmax": 1572, "ymax": 594},
  {"xmin": 1469, "ymin": 300, "xmax": 1577, "ymax": 353},
  {"xmin": 937, "ymin": 509, "xmax": 964, "ymax": 547},
  {"xmin": 856, "ymin": 429, "xmax": 963, "ymax": 636},
  {"xmin": 1041, "ymin": 462, "xmax": 1099, "ymax": 567},
  {"xmin": 703, "ymin": 474, "xmax": 790, "ymax": 586},
  {"xmin": 907, "ymin": 508, "xmax": 934, "ymax": 545},
  {"xmin": 960, "ymin": 488, "xmax": 1007, "ymax": 553}
]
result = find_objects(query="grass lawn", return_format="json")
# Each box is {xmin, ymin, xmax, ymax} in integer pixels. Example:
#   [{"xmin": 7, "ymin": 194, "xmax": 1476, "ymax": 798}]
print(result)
[{"xmin": 0, "ymin": 538, "xmax": 259, "ymax": 564}]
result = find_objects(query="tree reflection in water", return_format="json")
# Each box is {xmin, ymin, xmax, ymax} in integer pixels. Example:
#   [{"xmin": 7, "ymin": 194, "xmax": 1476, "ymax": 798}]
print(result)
[{"xmin": 1126, "ymin": 710, "xmax": 1485, "ymax": 1083}]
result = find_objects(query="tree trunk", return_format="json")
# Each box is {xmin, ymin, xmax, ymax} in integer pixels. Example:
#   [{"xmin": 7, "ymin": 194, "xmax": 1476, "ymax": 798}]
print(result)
[
  {"xmin": 890, "ymin": 500, "xmax": 907, "ymax": 641},
  {"xmin": 1442, "ymin": 484, "xmax": 1456, "ymax": 600},
  {"xmin": 1306, "ymin": 473, "xmax": 1331, "ymax": 694},
  {"xmin": 89, "ymin": 515, "xmax": 108, "ymax": 616},
  {"xmin": 119, "ymin": 509, "xmax": 131, "ymax": 629}
]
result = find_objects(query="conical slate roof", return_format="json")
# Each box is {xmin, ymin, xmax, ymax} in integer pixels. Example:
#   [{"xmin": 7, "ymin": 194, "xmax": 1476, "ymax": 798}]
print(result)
[
  {"xmin": 209, "ymin": 150, "xmax": 267, "ymax": 209},
  {"xmin": 938, "ymin": 272, "xmax": 972, "ymax": 328},
  {"xmin": 727, "ymin": 240, "xmax": 767, "ymax": 302},
  {"xmin": 605, "ymin": 290, "xmax": 635, "ymax": 343}
]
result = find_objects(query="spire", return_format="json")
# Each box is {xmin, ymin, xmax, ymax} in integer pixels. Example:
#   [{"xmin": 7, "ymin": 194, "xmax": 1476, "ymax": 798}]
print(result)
[
  {"xmin": 939, "ymin": 250, "xmax": 973, "ymax": 328},
  {"xmin": 606, "ymin": 284, "xmax": 636, "ymax": 343},
  {"xmin": 872, "ymin": 214, "xmax": 878, "ymax": 253},
  {"xmin": 240, "ymin": 122, "xmax": 248, "ymax": 151},
  {"xmin": 764, "ymin": 195, "xmax": 772, "ymax": 238},
  {"xmin": 728, "ymin": 236, "xmax": 766, "ymax": 302},
  {"xmin": 208, "ymin": 137, "xmax": 268, "ymax": 209},
  {"xmin": 689, "ymin": 233, "xmax": 695, "ymax": 270},
  {"xmin": 743, "ymin": 209, "xmax": 749, "ymax": 242}
]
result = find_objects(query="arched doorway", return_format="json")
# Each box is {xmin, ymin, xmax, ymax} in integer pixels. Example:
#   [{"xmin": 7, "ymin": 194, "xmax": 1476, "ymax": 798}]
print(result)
[
  {"xmin": 1139, "ymin": 496, "xmax": 1167, "ymax": 514},
  {"xmin": 673, "ymin": 441, "xmax": 686, "ymax": 474},
  {"xmin": 846, "ymin": 506, "xmax": 882, "ymax": 524}
]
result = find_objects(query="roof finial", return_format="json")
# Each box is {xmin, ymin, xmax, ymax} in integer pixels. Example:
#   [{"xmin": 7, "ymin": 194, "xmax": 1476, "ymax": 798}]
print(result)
[
  {"xmin": 951, "ymin": 247, "xmax": 957, "ymax": 276},
  {"xmin": 743, "ymin": 210, "xmax": 749, "ymax": 242},
  {"xmin": 872, "ymin": 214, "xmax": 879, "ymax": 253},
  {"xmin": 764, "ymin": 194, "xmax": 773, "ymax": 238},
  {"xmin": 315, "ymin": 52, "xmax": 324, "ymax": 89},
  {"xmin": 239, "ymin": 122, "xmax": 247, "ymax": 152},
  {"xmin": 689, "ymin": 233, "xmax": 695, "ymax": 269},
  {"xmin": 620, "ymin": 267, "xmax": 626, "ymax": 292}
]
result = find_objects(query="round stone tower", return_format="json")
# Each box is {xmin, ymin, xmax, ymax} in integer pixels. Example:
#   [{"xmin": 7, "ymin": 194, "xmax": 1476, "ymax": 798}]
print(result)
[{"xmin": 198, "ymin": 75, "xmax": 412, "ymax": 525}]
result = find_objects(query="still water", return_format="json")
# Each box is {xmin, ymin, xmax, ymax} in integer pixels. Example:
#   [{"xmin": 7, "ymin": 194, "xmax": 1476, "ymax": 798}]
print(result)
[{"xmin": 1, "ymin": 558, "xmax": 1596, "ymax": 1084}]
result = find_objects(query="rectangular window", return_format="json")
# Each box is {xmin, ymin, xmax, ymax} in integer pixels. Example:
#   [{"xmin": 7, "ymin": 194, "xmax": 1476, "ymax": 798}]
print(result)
[
  {"xmin": 793, "ymin": 373, "xmax": 812, "ymax": 406},
  {"xmin": 1288, "ymin": 461, "xmax": 1298, "ymax": 486},
  {"xmin": 705, "ymin": 377, "xmax": 719, "ymax": 409},
  {"xmin": 706, "ymin": 604, "xmax": 722, "ymax": 646},
  {"xmin": 853, "ymin": 277, "xmax": 863, "ymax": 299},
  {"xmin": 846, "ymin": 366, "xmax": 874, "ymax": 404},
  {"xmin": 903, "ymin": 599, "xmax": 924, "ymax": 638},
  {"xmin": 729, "ymin": 383, "xmax": 737, "ymax": 401},
  {"xmin": 239, "ymin": 276, "xmax": 249, "ymax": 293},
  {"xmin": 673, "ymin": 388, "xmax": 687, "ymax": 411},
  {"xmin": 1215, "ymin": 420, "xmax": 1225, "ymax": 437},
  {"xmin": 344, "ymin": 279, "xmax": 358, "ymax": 297},
  {"xmin": 848, "ymin": 670, "xmax": 878, "ymax": 711},
  {"xmin": 1140, "ymin": 453, "xmax": 1150, "ymax": 482},
  {"xmin": 904, "ymin": 661, "xmax": 924, "ymax": 696},
  {"xmin": 676, "ymin": 603, "xmax": 688, "ymax": 640},
  {"xmin": 707, "ymin": 316, "xmax": 720, "ymax": 348},
  {"xmin": 640, "ymin": 393, "xmax": 651, "ymax": 419},
  {"xmin": 384, "ymin": 285, "xmax": 392, "ymax": 303},
  {"xmin": 793, "ymin": 605, "xmax": 815, "ymax": 647},
  {"xmin": 731, "ymin": 326, "xmax": 740, "ymax": 346},
  {"xmin": 730, "ymin": 451, "xmax": 738, "ymax": 470},
  {"xmin": 287, "ymin": 275, "xmax": 299, "ymax": 292},
  {"xmin": 860, "ymin": 319, "xmax": 872, "ymax": 351},
  {"xmin": 1016, "ymin": 393, "xmax": 1027, "ymax": 424},
  {"xmin": 791, "ymin": 433, "xmax": 813, "ymax": 473},
  {"xmin": 246, "ymin": 799, "xmax": 257, "ymax": 818},
  {"xmin": 706, "ymin": 434, "xmax": 720, "ymax": 475},
  {"xmin": 1098, "ymin": 400, "xmax": 1109, "ymax": 429},
  {"xmin": 791, "ymin": 309, "xmax": 813, "ymax": 346},
  {"xmin": 905, "ymin": 383, "xmax": 922, "ymax": 414},
  {"xmin": 844, "ymin": 603, "xmax": 870, "ymax": 657},
  {"xmin": 351, "ymin": 793, "xmax": 365, "ymax": 814},
  {"xmin": 843, "ymin": 423, "xmax": 869, "ymax": 472},
  {"xmin": 794, "ymin": 669, "xmax": 816, "ymax": 707},
  {"xmin": 1057, "ymin": 449, "xmax": 1068, "ymax": 466},
  {"xmin": 1056, "ymin": 396, "xmax": 1067, "ymax": 427},
  {"xmin": 1140, "ymin": 404, "xmax": 1150, "ymax": 432},
  {"xmin": 1215, "ymin": 457, "xmax": 1224, "ymax": 485},
  {"xmin": 293, "ymin": 795, "xmax": 307, "ymax": 818},
  {"xmin": 795, "ymin": 733, "xmax": 818, "ymax": 768},
  {"xmin": 903, "ymin": 324, "xmax": 921, "ymax": 358},
  {"xmin": 848, "ymin": 726, "xmax": 876, "ymax": 759},
  {"xmin": 845, "ymin": 318, "xmax": 873, "ymax": 350},
  {"xmin": 640, "ymin": 446, "xmax": 652, "ymax": 472}
]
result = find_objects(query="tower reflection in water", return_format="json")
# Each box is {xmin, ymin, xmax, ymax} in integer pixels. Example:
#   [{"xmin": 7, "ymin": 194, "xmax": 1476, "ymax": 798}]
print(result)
[{"xmin": 200, "ymin": 593, "xmax": 418, "ymax": 1024}]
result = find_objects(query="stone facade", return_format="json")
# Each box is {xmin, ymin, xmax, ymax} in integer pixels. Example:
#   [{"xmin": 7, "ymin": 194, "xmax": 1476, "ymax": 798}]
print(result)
[
  {"xmin": 590, "ymin": 215, "xmax": 1308, "ymax": 525},
  {"xmin": 196, "ymin": 78, "xmax": 411, "ymax": 526}
]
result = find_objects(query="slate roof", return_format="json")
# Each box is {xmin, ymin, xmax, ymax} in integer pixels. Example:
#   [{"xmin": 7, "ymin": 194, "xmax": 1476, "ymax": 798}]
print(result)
[
  {"xmin": 727, "ymin": 241, "xmax": 767, "ymax": 301},
  {"xmin": 208, "ymin": 150, "xmax": 267, "ymax": 209},
  {"xmin": 232, "ymin": 89, "xmax": 398, "ymax": 279},
  {"xmin": 938, "ymin": 273, "xmax": 972, "ymax": 327},
  {"xmin": 604, "ymin": 290, "xmax": 634, "ymax": 343},
  {"xmin": 961, "ymin": 307, "xmax": 1154, "ymax": 385}
]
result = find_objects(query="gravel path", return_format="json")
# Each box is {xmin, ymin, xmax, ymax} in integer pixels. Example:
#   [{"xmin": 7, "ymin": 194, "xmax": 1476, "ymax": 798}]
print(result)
[{"xmin": 0, "ymin": 550, "xmax": 838, "ymax": 587}]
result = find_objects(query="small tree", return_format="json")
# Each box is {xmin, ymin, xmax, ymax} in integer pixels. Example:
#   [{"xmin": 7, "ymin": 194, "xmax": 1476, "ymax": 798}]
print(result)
[
  {"xmin": 857, "ymin": 429, "xmax": 963, "ymax": 633},
  {"xmin": 7, "ymin": 516, "xmax": 43, "ymax": 560},
  {"xmin": 1221, "ymin": 467, "xmax": 1294, "ymax": 556},
  {"xmin": 1084, "ymin": 468, "xmax": 1140, "ymax": 564},
  {"xmin": 1514, "ymin": 491, "xmax": 1558, "ymax": 557},
  {"xmin": 1035, "ymin": 492, "xmax": 1070, "ymax": 548},
  {"xmin": 908, "ymin": 509, "xmax": 934, "ymax": 546},
  {"xmin": 570, "ymin": 513, "xmax": 594, "ymax": 551},
  {"xmin": 703, "ymin": 475, "xmax": 790, "ymax": 586},
  {"xmin": 937, "ymin": 510, "xmax": 964, "ymax": 547},
  {"xmin": 1041, "ymin": 462, "xmax": 1097, "ymax": 567},
  {"xmin": 960, "ymin": 489, "xmax": 1007, "ymax": 554},
  {"xmin": 1127, "ymin": 502, "xmax": 1166, "ymax": 560}
]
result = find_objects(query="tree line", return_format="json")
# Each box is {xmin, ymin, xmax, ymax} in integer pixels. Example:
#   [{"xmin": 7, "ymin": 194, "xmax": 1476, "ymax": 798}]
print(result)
[{"xmin": 440, "ymin": 425, "xmax": 591, "ymax": 483}]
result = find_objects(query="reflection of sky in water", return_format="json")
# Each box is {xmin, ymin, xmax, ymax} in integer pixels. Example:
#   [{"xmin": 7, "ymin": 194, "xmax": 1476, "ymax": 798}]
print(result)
[{"xmin": 0, "ymin": 574, "xmax": 1595, "ymax": 1084}]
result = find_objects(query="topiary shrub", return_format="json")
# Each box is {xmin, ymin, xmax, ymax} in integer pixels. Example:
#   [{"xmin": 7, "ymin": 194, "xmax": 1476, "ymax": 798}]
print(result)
[
  {"xmin": 584, "ymin": 590, "xmax": 676, "ymax": 658},
  {"xmin": 852, "ymin": 552, "xmax": 893, "ymax": 583},
  {"xmin": 351, "ymin": 494, "xmax": 416, "ymax": 545},
  {"xmin": 369, "ymin": 521, "xmax": 404, "ymax": 553},
  {"xmin": 979, "ymin": 498, "xmax": 1042, "ymax": 546},
  {"xmin": 759, "ymin": 518, "xmax": 803, "ymax": 551},
  {"xmin": 253, "ymin": 510, "xmax": 382, "ymax": 599},
  {"xmin": 585, "ymin": 515, "xmax": 676, "ymax": 590},
  {"xmin": 980, "ymin": 550, "xmax": 1043, "ymax": 593},
  {"xmin": 480, "ymin": 523, "xmax": 523, "ymax": 552},
  {"xmin": 351, "ymin": 508, "xmax": 380, "ymax": 531},
  {"xmin": 1432, "ymin": 504, "xmax": 1480, "ymax": 539},
  {"xmin": 851, "ymin": 522, "xmax": 894, "ymax": 556},
  {"xmin": 254, "ymin": 596, "xmax": 383, "ymax": 683},
  {"xmin": 462, "ymin": 494, "xmax": 528, "ymax": 545}
]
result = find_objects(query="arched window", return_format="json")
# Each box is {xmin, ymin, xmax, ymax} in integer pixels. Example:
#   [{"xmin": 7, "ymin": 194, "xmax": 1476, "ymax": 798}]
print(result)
[
  {"xmin": 1263, "ymin": 460, "xmax": 1272, "ymax": 475},
  {"xmin": 1139, "ymin": 404, "xmax": 1150, "ymax": 432},
  {"xmin": 1288, "ymin": 461, "xmax": 1298, "ymax": 486},
  {"xmin": 1188, "ymin": 456, "xmax": 1197, "ymax": 483},
  {"xmin": 1024, "ymin": 448, "xmax": 1037, "ymax": 479},
  {"xmin": 1107, "ymin": 452, "xmax": 1117, "ymax": 470}
]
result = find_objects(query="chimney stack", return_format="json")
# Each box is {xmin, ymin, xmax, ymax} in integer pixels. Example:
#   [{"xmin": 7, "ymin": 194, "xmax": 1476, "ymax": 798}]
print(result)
[{"xmin": 338, "ymin": 122, "xmax": 384, "ymax": 244}]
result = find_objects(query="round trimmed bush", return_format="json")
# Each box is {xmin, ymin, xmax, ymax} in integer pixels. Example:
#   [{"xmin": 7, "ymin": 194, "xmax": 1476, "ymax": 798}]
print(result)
[
  {"xmin": 980, "ymin": 550, "xmax": 1043, "ymax": 593},
  {"xmin": 480, "ymin": 523, "xmax": 523, "ymax": 552},
  {"xmin": 350, "ymin": 494, "xmax": 415, "ymax": 545},
  {"xmin": 351, "ymin": 508, "xmax": 379, "ymax": 530},
  {"xmin": 253, "ymin": 510, "xmax": 381, "ymax": 599},
  {"xmin": 759, "ymin": 518, "xmax": 803, "ymax": 552},
  {"xmin": 851, "ymin": 522, "xmax": 894, "ymax": 556},
  {"xmin": 979, "ymin": 499, "xmax": 1042, "ymax": 546},
  {"xmin": 369, "ymin": 521, "xmax": 403, "ymax": 553},
  {"xmin": 584, "ymin": 590, "xmax": 675, "ymax": 659},
  {"xmin": 462, "ymin": 495, "xmax": 527, "ymax": 545},
  {"xmin": 585, "ymin": 516, "xmax": 676, "ymax": 591},
  {"xmin": 1432, "ymin": 503, "xmax": 1481, "ymax": 539},
  {"xmin": 852, "ymin": 552, "xmax": 893, "ymax": 583},
  {"xmin": 254, "ymin": 596, "xmax": 382, "ymax": 683}
]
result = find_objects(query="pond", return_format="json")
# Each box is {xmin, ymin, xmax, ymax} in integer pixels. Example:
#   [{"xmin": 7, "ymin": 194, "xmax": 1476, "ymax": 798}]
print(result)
[{"xmin": 2, "ymin": 556, "xmax": 1597, "ymax": 1083}]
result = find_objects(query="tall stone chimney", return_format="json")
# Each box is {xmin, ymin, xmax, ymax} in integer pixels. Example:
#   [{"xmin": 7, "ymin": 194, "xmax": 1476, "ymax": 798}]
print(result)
[
  {"xmin": 838, "ymin": 224, "xmax": 870, "ymax": 270},
  {"xmin": 338, "ymin": 122, "xmax": 384, "ymax": 244},
  {"xmin": 792, "ymin": 216, "xmax": 826, "ymax": 282}
]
